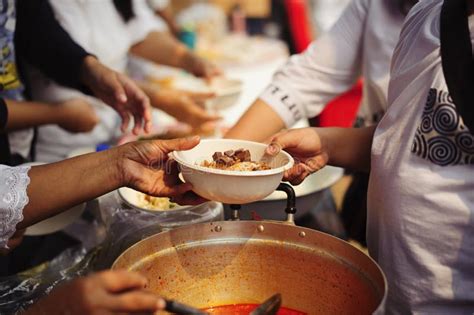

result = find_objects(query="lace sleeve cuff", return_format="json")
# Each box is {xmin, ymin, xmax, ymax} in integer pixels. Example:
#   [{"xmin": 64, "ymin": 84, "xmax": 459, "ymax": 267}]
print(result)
[{"xmin": 0, "ymin": 166, "xmax": 30, "ymax": 248}]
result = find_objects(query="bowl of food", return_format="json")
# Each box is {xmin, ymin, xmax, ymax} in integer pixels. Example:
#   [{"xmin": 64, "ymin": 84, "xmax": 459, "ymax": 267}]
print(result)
[
  {"xmin": 118, "ymin": 187, "xmax": 190, "ymax": 213},
  {"xmin": 171, "ymin": 139, "xmax": 294, "ymax": 204}
]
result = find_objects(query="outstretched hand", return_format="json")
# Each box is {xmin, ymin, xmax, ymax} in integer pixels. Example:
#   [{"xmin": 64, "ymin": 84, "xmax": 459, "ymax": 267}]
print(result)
[
  {"xmin": 118, "ymin": 136, "xmax": 207, "ymax": 205},
  {"xmin": 81, "ymin": 56, "xmax": 152, "ymax": 135}
]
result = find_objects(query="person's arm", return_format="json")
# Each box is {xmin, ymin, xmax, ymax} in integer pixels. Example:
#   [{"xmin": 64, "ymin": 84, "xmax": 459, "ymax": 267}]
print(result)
[
  {"xmin": 266, "ymin": 126, "xmax": 375, "ymax": 185},
  {"xmin": 317, "ymin": 126, "xmax": 375, "ymax": 171},
  {"xmin": 225, "ymin": 0, "xmax": 369, "ymax": 141},
  {"xmin": 5, "ymin": 98, "xmax": 98, "ymax": 133},
  {"xmin": 224, "ymin": 99, "xmax": 286, "ymax": 141},
  {"xmin": 18, "ymin": 137, "xmax": 202, "ymax": 229},
  {"xmin": 127, "ymin": 0, "xmax": 221, "ymax": 79},
  {"xmin": 139, "ymin": 82, "xmax": 220, "ymax": 128},
  {"xmin": 15, "ymin": 0, "xmax": 152, "ymax": 134},
  {"xmin": 130, "ymin": 31, "xmax": 221, "ymax": 79}
]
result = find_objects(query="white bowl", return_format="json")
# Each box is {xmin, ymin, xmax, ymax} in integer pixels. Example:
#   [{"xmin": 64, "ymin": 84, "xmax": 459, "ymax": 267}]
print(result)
[
  {"xmin": 22, "ymin": 162, "xmax": 86, "ymax": 236},
  {"xmin": 264, "ymin": 166, "xmax": 344, "ymax": 201},
  {"xmin": 171, "ymin": 139, "xmax": 294, "ymax": 204},
  {"xmin": 206, "ymin": 78, "xmax": 243, "ymax": 110}
]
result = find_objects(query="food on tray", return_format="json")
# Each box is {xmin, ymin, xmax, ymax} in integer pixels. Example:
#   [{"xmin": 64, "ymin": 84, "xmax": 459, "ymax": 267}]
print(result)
[
  {"xmin": 137, "ymin": 193, "xmax": 177, "ymax": 211},
  {"xmin": 200, "ymin": 149, "xmax": 270, "ymax": 171}
]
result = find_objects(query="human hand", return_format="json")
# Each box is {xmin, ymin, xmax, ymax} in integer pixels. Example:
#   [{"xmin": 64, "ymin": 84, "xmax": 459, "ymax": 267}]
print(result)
[
  {"xmin": 57, "ymin": 98, "xmax": 99, "ymax": 133},
  {"xmin": 117, "ymin": 136, "xmax": 206, "ymax": 205},
  {"xmin": 266, "ymin": 128, "xmax": 329, "ymax": 185},
  {"xmin": 24, "ymin": 270, "xmax": 165, "ymax": 315},
  {"xmin": 149, "ymin": 88, "xmax": 220, "ymax": 130},
  {"xmin": 81, "ymin": 56, "xmax": 152, "ymax": 135},
  {"xmin": 0, "ymin": 229, "xmax": 26, "ymax": 255},
  {"xmin": 183, "ymin": 53, "xmax": 222, "ymax": 80}
]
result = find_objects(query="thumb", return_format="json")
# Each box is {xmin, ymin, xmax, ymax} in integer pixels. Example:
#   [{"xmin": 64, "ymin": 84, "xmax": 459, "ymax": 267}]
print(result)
[
  {"xmin": 265, "ymin": 131, "xmax": 301, "ymax": 156},
  {"xmin": 158, "ymin": 136, "xmax": 201, "ymax": 154}
]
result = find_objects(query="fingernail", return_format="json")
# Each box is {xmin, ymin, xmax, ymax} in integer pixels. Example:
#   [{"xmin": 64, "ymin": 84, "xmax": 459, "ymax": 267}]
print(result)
[
  {"xmin": 186, "ymin": 135, "xmax": 200, "ymax": 141},
  {"xmin": 118, "ymin": 94, "xmax": 127, "ymax": 102},
  {"xmin": 306, "ymin": 158, "xmax": 320, "ymax": 172},
  {"xmin": 157, "ymin": 298, "xmax": 166, "ymax": 309},
  {"xmin": 267, "ymin": 143, "xmax": 280, "ymax": 155}
]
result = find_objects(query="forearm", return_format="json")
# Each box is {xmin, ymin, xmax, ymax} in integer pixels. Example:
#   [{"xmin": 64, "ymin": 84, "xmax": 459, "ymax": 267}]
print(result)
[
  {"xmin": 5, "ymin": 99, "xmax": 61, "ymax": 131},
  {"xmin": 19, "ymin": 149, "xmax": 122, "ymax": 228},
  {"xmin": 225, "ymin": 99, "xmax": 286, "ymax": 142},
  {"xmin": 130, "ymin": 31, "xmax": 193, "ymax": 71},
  {"xmin": 319, "ymin": 126, "xmax": 376, "ymax": 172}
]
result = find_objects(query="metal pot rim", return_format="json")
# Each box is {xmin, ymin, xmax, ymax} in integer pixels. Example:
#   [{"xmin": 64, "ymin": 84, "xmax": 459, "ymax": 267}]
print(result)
[{"xmin": 112, "ymin": 220, "xmax": 387, "ymax": 313}]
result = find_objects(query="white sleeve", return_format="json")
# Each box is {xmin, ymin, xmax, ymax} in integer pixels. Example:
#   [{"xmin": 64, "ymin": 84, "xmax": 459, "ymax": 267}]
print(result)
[
  {"xmin": 128, "ymin": 0, "xmax": 168, "ymax": 45},
  {"xmin": 259, "ymin": 0, "xmax": 370, "ymax": 127},
  {"xmin": 147, "ymin": 0, "xmax": 169, "ymax": 11},
  {"xmin": 0, "ymin": 165, "xmax": 30, "ymax": 248}
]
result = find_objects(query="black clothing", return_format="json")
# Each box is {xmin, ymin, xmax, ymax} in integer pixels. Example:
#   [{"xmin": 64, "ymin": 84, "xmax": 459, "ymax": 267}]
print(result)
[{"xmin": 15, "ymin": 0, "xmax": 91, "ymax": 92}]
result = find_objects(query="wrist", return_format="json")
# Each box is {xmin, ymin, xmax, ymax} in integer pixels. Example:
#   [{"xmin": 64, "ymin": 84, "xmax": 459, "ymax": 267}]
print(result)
[
  {"xmin": 179, "ymin": 50, "xmax": 197, "ymax": 74},
  {"xmin": 52, "ymin": 104, "xmax": 67, "ymax": 126},
  {"xmin": 104, "ymin": 146, "xmax": 127, "ymax": 189},
  {"xmin": 80, "ymin": 55, "xmax": 99, "ymax": 87},
  {"xmin": 314, "ymin": 127, "xmax": 333, "ymax": 165}
]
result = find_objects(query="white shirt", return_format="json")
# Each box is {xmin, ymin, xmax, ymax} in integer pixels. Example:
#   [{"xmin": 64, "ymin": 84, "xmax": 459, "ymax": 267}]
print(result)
[
  {"xmin": 368, "ymin": 1, "xmax": 474, "ymax": 313},
  {"xmin": 147, "ymin": 0, "xmax": 169, "ymax": 11},
  {"xmin": 28, "ymin": 0, "xmax": 166, "ymax": 162},
  {"xmin": 259, "ymin": 0, "xmax": 406, "ymax": 127}
]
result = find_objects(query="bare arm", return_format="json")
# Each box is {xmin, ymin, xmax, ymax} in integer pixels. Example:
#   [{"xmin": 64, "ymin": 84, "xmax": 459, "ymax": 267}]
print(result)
[
  {"xmin": 18, "ymin": 137, "xmax": 202, "ymax": 229},
  {"xmin": 319, "ymin": 126, "xmax": 376, "ymax": 171},
  {"xmin": 138, "ymin": 82, "xmax": 219, "ymax": 128},
  {"xmin": 21, "ymin": 149, "xmax": 121, "ymax": 228},
  {"xmin": 5, "ymin": 99, "xmax": 97, "ymax": 132},
  {"xmin": 130, "ymin": 31, "xmax": 220, "ymax": 79},
  {"xmin": 5, "ymin": 99, "xmax": 64, "ymax": 131},
  {"xmin": 224, "ymin": 99, "xmax": 285, "ymax": 141},
  {"xmin": 130, "ymin": 31, "xmax": 192, "ymax": 70}
]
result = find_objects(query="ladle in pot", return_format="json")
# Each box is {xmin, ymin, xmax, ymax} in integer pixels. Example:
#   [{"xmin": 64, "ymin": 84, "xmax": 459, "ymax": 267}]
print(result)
[
  {"xmin": 250, "ymin": 293, "xmax": 282, "ymax": 315},
  {"xmin": 164, "ymin": 298, "xmax": 207, "ymax": 314},
  {"xmin": 164, "ymin": 294, "xmax": 282, "ymax": 315}
]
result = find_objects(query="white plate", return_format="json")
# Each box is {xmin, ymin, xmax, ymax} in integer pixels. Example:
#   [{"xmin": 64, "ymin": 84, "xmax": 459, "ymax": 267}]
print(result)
[
  {"xmin": 118, "ymin": 187, "xmax": 190, "ymax": 213},
  {"xmin": 263, "ymin": 166, "xmax": 344, "ymax": 201},
  {"xmin": 66, "ymin": 147, "xmax": 95, "ymax": 159},
  {"xmin": 25, "ymin": 203, "xmax": 86, "ymax": 236}
]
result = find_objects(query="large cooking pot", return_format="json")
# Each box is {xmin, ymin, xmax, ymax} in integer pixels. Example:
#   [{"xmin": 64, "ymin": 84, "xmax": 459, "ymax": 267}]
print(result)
[{"xmin": 112, "ymin": 185, "xmax": 386, "ymax": 314}]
